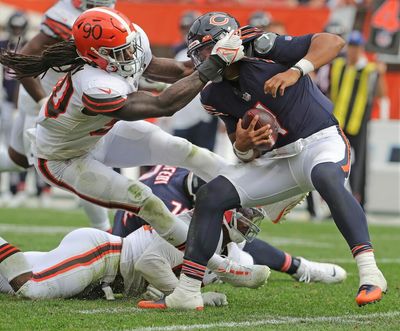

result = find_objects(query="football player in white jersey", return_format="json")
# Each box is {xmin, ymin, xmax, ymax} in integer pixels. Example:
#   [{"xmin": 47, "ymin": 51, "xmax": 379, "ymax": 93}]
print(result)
[
  {"xmin": 0, "ymin": 8, "xmax": 248, "ymax": 268},
  {"xmin": 0, "ymin": 209, "xmax": 267, "ymax": 304},
  {"xmin": 0, "ymin": 0, "xmax": 117, "ymax": 231}
]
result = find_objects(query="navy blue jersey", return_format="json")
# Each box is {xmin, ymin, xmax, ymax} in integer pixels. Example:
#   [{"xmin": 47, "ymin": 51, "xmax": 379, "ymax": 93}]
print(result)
[
  {"xmin": 250, "ymin": 34, "xmax": 314, "ymax": 67},
  {"xmin": 201, "ymin": 58, "xmax": 337, "ymax": 148},
  {"xmin": 112, "ymin": 166, "xmax": 193, "ymax": 237}
]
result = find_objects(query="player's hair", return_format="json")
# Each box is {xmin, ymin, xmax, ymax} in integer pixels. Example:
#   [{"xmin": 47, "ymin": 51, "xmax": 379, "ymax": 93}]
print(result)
[{"xmin": 0, "ymin": 40, "xmax": 85, "ymax": 79}]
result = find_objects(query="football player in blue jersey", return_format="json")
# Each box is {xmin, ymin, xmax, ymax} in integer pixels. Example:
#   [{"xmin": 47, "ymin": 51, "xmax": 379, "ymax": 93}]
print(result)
[
  {"xmin": 145, "ymin": 12, "xmax": 386, "ymax": 310},
  {"xmin": 113, "ymin": 165, "xmax": 346, "ymax": 285}
]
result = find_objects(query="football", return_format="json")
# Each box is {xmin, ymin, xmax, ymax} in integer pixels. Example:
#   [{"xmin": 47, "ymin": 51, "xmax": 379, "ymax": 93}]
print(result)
[{"xmin": 242, "ymin": 108, "xmax": 279, "ymax": 151}]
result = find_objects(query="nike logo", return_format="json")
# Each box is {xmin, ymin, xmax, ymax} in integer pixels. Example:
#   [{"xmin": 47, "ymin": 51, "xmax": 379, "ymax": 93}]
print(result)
[
  {"xmin": 331, "ymin": 267, "xmax": 336, "ymax": 277},
  {"xmin": 98, "ymin": 88, "xmax": 112, "ymax": 94}
]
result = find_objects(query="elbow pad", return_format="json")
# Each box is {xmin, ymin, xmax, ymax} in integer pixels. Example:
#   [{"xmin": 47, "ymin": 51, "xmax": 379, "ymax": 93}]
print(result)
[{"xmin": 253, "ymin": 33, "xmax": 278, "ymax": 56}]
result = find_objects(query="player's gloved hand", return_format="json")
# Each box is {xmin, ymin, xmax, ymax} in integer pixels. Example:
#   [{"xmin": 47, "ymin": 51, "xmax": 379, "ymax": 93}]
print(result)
[
  {"xmin": 211, "ymin": 30, "xmax": 244, "ymax": 65},
  {"xmin": 202, "ymin": 292, "xmax": 228, "ymax": 307},
  {"xmin": 197, "ymin": 30, "xmax": 244, "ymax": 84},
  {"xmin": 142, "ymin": 285, "xmax": 165, "ymax": 301}
]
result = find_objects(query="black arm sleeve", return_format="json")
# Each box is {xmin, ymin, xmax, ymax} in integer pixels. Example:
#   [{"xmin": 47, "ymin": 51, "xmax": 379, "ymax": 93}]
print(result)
[{"xmin": 255, "ymin": 34, "xmax": 314, "ymax": 66}]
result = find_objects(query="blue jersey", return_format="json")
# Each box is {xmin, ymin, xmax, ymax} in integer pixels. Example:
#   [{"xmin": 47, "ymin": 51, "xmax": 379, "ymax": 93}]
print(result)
[
  {"xmin": 112, "ymin": 166, "xmax": 193, "ymax": 237},
  {"xmin": 201, "ymin": 58, "xmax": 337, "ymax": 148}
]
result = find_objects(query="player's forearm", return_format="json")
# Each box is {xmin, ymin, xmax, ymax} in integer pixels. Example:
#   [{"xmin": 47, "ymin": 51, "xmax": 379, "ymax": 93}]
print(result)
[
  {"xmin": 305, "ymin": 33, "xmax": 345, "ymax": 69},
  {"xmin": 114, "ymin": 72, "xmax": 204, "ymax": 121},
  {"xmin": 144, "ymin": 57, "xmax": 194, "ymax": 83}
]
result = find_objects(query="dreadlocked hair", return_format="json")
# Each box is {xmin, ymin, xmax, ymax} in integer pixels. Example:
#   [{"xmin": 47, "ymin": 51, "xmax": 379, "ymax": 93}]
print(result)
[{"xmin": 0, "ymin": 40, "xmax": 86, "ymax": 80}]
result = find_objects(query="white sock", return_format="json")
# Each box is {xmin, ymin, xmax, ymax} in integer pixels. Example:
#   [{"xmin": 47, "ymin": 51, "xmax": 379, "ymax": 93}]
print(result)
[
  {"xmin": 355, "ymin": 251, "xmax": 380, "ymax": 286},
  {"xmin": 0, "ymin": 238, "xmax": 31, "ymax": 282},
  {"xmin": 138, "ymin": 195, "xmax": 188, "ymax": 246},
  {"xmin": 80, "ymin": 200, "xmax": 111, "ymax": 231},
  {"xmin": 177, "ymin": 274, "xmax": 202, "ymax": 293},
  {"xmin": 0, "ymin": 147, "xmax": 23, "ymax": 172}
]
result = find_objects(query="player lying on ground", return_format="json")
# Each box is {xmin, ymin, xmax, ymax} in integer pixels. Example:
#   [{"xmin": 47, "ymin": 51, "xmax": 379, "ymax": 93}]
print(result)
[
  {"xmin": 113, "ymin": 165, "xmax": 347, "ymax": 285},
  {"xmin": 143, "ymin": 12, "xmax": 386, "ymax": 310},
  {"xmin": 0, "ymin": 209, "xmax": 269, "ymax": 302}
]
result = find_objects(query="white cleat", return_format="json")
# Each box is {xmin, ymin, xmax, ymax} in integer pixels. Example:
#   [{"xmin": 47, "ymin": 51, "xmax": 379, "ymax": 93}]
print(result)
[
  {"xmin": 215, "ymin": 257, "xmax": 270, "ymax": 289},
  {"xmin": 292, "ymin": 257, "xmax": 347, "ymax": 284},
  {"xmin": 264, "ymin": 193, "xmax": 308, "ymax": 224}
]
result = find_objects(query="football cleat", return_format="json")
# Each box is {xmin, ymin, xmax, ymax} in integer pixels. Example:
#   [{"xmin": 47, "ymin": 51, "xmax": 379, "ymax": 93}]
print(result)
[
  {"xmin": 263, "ymin": 193, "xmax": 308, "ymax": 224},
  {"xmin": 138, "ymin": 285, "xmax": 204, "ymax": 310},
  {"xmin": 292, "ymin": 257, "xmax": 347, "ymax": 284},
  {"xmin": 356, "ymin": 269, "xmax": 387, "ymax": 306},
  {"xmin": 215, "ymin": 257, "xmax": 270, "ymax": 289}
]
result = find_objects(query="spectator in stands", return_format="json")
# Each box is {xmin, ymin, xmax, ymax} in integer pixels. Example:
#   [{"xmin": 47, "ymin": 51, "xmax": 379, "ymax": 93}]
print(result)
[{"xmin": 172, "ymin": 10, "xmax": 201, "ymax": 56}]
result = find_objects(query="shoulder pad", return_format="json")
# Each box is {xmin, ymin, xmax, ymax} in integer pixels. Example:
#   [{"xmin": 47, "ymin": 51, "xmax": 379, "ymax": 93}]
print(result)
[{"xmin": 254, "ymin": 33, "xmax": 278, "ymax": 55}]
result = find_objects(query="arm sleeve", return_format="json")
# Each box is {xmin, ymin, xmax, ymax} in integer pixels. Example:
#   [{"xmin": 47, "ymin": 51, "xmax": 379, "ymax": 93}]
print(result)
[
  {"xmin": 82, "ymin": 88, "xmax": 127, "ymax": 114},
  {"xmin": 257, "ymin": 34, "xmax": 314, "ymax": 66}
]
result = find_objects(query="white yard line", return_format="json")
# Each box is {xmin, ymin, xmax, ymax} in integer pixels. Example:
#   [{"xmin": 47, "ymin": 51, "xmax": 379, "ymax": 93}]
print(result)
[
  {"xmin": 77, "ymin": 307, "xmax": 143, "ymax": 314},
  {"xmin": 127, "ymin": 311, "xmax": 400, "ymax": 331},
  {"xmin": 316, "ymin": 257, "xmax": 400, "ymax": 264},
  {"xmin": 0, "ymin": 224, "xmax": 77, "ymax": 234}
]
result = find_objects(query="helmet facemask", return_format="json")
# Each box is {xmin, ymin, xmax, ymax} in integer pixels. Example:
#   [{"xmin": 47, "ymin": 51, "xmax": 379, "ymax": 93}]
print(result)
[
  {"xmin": 188, "ymin": 29, "xmax": 230, "ymax": 67},
  {"xmin": 223, "ymin": 208, "xmax": 265, "ymax": 243},
  {"xmin": 94, "ymin": 32, "xmax": 145, "ymax": 78}
]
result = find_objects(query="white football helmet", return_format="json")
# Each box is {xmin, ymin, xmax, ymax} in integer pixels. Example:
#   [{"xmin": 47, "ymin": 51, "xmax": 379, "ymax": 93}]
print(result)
[{"xmin": 223, "ymin": 207, "xmax": 265, "ymax": 243}]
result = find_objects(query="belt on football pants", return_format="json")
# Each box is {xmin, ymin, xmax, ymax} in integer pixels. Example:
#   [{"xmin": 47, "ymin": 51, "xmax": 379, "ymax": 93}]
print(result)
[{"xmin": 264, "ymin": 125, "xmax": 340, "ymax": 160}]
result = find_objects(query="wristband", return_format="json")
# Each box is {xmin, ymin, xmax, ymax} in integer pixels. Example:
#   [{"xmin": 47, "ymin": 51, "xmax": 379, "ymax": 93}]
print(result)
[
  {"xmin": 233, "ymin": 142, "xmax": 255, "ymax": 161},
  {"xmin": 293, "ymin": 58, "xmax": 314, "ymax": 76},
  {"xmin": 290, "ymin": 66, "xmax": 303, "ymax": 76}
]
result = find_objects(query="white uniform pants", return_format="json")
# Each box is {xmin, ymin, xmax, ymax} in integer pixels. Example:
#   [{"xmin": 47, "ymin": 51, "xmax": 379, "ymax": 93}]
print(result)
[
  {"xmin": 220, "ymin": 126, "xmax": 351, "ymax": 206},
  {"xmin": 17, "ymin": 228, "xmax": 122, "ymax": 299}
]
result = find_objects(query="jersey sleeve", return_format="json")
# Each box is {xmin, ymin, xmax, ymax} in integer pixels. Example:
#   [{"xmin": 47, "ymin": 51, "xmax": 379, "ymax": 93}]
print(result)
[
  {"xmin": 41, "ymin": 15, "xmax": 72, "ymax": 41},
  {"xmin": 255, "ymin": 34, "xmax": 314, "ymax": 66},
  {"xmin": 82, "ymin": 87, "xmax": 127, "ymax": 113}
]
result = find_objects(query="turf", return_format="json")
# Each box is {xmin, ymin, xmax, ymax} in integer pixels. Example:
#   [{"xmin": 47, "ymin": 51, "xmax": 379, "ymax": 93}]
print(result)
[{"xmin": 0, "ymin": 208, "xmax": 399, "ymax": 331}]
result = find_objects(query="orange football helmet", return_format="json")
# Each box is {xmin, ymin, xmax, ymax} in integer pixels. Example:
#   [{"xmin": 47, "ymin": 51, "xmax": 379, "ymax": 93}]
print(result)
[{"xmin": 72, "ymin": 7, "xmax": 145, "ymax": 77}]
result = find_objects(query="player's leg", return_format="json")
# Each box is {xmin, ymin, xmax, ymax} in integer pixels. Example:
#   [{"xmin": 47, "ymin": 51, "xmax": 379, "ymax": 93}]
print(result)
[
  {"xmin": 0, "ymin": 237, "xmax": 32, "ymax": 292},
  {"xmin": 92, "ymin": 120, "xmax": 230, "ymax": 181},
  {"xmin": 80, "ymin": 199, "xmax": 111, "ymax": 232},
  {"xmin": 17, "ymin": 228, "xmax": 122, "ymax": 299},
  {"xmin": 0, "ymin": 111, "xmax": 27, "ymax": 171},
  {"xmin": 300, "ymin": 128, "xmax": 386, "ymax": 305},
  {"xmin": 34, "ymin": 156, "xmax": 188, "ymax": 248},
  {"xmin": 165, "ymin": 157, "xmax": 305, "ymax": 309},
  {"xmin": 243, "ymin": 239, "xmax": 347, "ymax": 283}
]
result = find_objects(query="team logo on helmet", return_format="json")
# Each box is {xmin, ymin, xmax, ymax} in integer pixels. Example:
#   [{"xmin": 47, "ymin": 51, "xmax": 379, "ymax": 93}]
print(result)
[{"xmin": 209, "ymin": 14, "xmax": 230, "ymax": 26}]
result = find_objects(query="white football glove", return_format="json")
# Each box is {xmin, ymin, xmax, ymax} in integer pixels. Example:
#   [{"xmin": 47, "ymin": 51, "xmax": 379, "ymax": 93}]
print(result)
[
  {"xmin": 211, "ymin": 30, "xmax": 244, "ymax": 65},
  {"xmin": 202, "ymin": 292, "xmax": 228, "ymax": 307},
  {"xmin": 142, "ymin": 284, "xmax": 165, "ymax": 301}
]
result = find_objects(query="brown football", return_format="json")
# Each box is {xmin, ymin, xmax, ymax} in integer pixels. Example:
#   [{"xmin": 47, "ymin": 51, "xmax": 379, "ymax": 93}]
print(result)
[{"xmin": 242, "ymin": 108, "xmax": 279, "ymax": 151}]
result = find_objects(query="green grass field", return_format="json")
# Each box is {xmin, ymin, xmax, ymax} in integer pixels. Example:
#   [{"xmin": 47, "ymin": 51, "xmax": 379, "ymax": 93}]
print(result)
[{"xmin": 0, "ymin": 208, "xmax": 399, "ymax": 331}]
